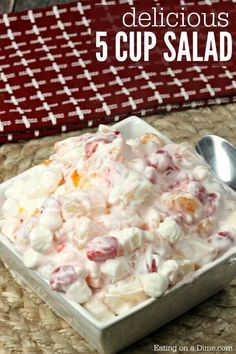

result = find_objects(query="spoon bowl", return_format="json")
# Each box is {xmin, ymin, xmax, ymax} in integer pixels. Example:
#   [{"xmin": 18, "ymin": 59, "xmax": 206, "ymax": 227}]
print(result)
[{"xmin": 196, "ymin": 135, "xmax": 236, "ymax": 191}]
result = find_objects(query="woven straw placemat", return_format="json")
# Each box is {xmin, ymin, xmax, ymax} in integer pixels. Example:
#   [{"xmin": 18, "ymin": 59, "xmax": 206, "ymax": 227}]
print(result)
[{"xmin": 0, "ymin": 105, "xmax": 236, "ymax": 354}]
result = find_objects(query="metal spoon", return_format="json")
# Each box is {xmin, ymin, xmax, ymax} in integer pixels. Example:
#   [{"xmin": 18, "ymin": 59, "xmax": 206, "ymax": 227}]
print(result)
[{"xmin": 196, "ymin": 135, "xmax": 236, "ymax": 191}]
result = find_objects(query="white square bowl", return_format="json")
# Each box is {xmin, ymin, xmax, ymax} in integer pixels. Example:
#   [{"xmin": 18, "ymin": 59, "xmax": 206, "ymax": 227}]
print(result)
[{"xmin": 0, "ymin": 116, "xmax": 236, "ymax": 354}]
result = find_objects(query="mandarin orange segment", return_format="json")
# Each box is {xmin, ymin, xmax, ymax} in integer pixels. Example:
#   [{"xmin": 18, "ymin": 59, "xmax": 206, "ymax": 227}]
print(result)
[
  {"xmin": 165, "ymin": 192, "xmax": 201, "ymax": 214},
  {"xmin": 178, "ymin": 196, "xmax": 197, "ymax": 213},
  {"xmin": 86, "ymin": 274, "xmax": 103, "ymax": 288},
  {"xmin": 140, "ymin": 133, "xmax": 164, "ymax": 146},
  {"xmin": 71, "ymin": 170, "xmax": 80, "ymax": 187},
  {"xmin": 41, "ymin": 159, "xmax": 52, "ymax": 166},
  {"xmin": 139, "ymin": 223, "xmax": 149, "ymax": 231},
  {"xmin": 59, "ymin": 176, "xmax": 65, "ymax": 185},
  {"xmin": 105, "ymin": 207, "xmax": 111, "ymax": 214},
  {"xmin": 32, "ymin": 208, "xmax": 41, "ymax": 216},
  {"xmin": 198, "ymin": 219, "xmax": 213, "ymax": 237}
]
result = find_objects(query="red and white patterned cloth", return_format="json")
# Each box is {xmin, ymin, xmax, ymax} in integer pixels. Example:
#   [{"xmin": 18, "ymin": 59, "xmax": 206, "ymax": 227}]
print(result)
[{"xmin": 0, "ymin": 0, "xmax": 235, "ymax": 143}]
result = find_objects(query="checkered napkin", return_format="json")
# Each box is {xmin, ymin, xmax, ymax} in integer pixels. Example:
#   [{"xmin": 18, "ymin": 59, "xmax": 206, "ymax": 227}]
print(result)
[{"xmin": 0, "ymin": 0, "xmax": 235, "ymax": 143}]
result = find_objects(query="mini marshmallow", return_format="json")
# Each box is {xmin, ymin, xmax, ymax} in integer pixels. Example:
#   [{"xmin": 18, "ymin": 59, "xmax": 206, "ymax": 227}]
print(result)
[
  {"xmin": 108, "ymin": 172, "xmax": 152, "ymax": 205},
  {"xmin": 158, "ymin": 217, "xmax": 182, "ymax": 244},
  {"xmin": 104, "ymin": 294, "xmax": 133, "ymax": 315},
  {"xmin": 140, "ymin": 273, "xmax": 169, "ymax": 298},
  {"xmin": 62, "ymin": 192, "xmax": 91, "ymax": 220},
  {"xmin": 74, "ymin": 216, "xmax": 95, "ymax": 248},
  {"xmin": 23, "ymin": 249, "xmax": 41, "ymax": 269},
  {"xmin": 30, "ymin": 226, "xmax": 53, "ymax": 253},
  {"xmin": 126, "ymin": 176, "xmax": 152, "ymax": 201},
  {"xmin": 192, "ymin": 165, "xmax": 209, "ymax": 181},
  {"xmin": 15, "ymin": 217, "xmax": 38, "ymax": 245},
  {"xmin": 209, "ymin": 232, "xmax": 235, "ymax": 253},
  {"xmin": 54, "ymin": 244, "xmax": 81, "ymax": 266},
  {"xmin": 160, "ymin": 259, "xmax": 194, "ymax": 285},
  {"xmin": 84, "ymin": 298, "xmax": 115, "ymax": 321},
  {"xmin": 101, "ymin": 257, "xmax": 130, "ymax": 280},
  {"xmin": 27, "ymin": 166, "xmax": 62, "ymax": 198},
  {"xmin": 41, "ymin": 198, "xmax": 60, "ymax": 211},
  {"xmin": 144, "ymin": 231, "xmax": 156, "ymax": 242},
  {"xmin": 52, "ymin": 185, "xmax": 66, "ymax": 197},
  {"xmin": 39, "ymin": 211, "xmax": 62, "ymax": 231},
  {"xmin": 55, "ymin": 146, "xmax": 84, "ymax": 166},
  {"xmin": 144, "ymin": 208, "xmax": 160, "ymax": 230},
  {"xmin": 107, "ymin": 276, "xmax": 146, "ymax": 302},
  {"xmin": 159, "ymin": 260, "xmax": 180, "ymax": 285},
  {"xmin": 74, "ymin": 265, "xmax": 88, "ymax": 278},
  {"xmin": 144, "ymin": 166, "xmax": 158, "ymax": 183},
  {"xmin": 148, "ymin": 150, "xmax": 172, "ymax": 172},
  {"xmin": 135, "ymin": 244, "xmax": 157, "ymax": 274},
  {"xmin": 113, "ymin": 227, "xmax": 144, "ymax": 253},
  {"xmin": 66, "ymin": 279, "xmax": 92, "ymax": 304},
  {"xmin": 85, "ymin": 258, "xmax": 103, "ymax": 288},
  {"xmin": 86, "ymin": 259, "xmax": 101, "ymax": 279},
  {"xmin": 143, "ymin": 141, "xmax": 162, "ymax": 156},
  {"xmin": 128, "ymin": 158, "xmax": 147, "ymax": 174},
  {"xmin": 175, "ymin": 237, "xmax": 217, "ymax": 266}
]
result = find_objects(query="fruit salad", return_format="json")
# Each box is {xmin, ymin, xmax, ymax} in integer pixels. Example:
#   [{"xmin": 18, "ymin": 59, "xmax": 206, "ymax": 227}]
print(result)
[{"xmin": 1, "ymin": 125, "xmax": 236, "ymax": 322}]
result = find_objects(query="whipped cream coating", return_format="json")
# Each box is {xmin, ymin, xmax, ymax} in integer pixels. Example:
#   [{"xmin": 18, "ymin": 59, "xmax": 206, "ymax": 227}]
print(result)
[{"xmin": 1, "ymin": 125, "xmax": 236, "ymax": 322}]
